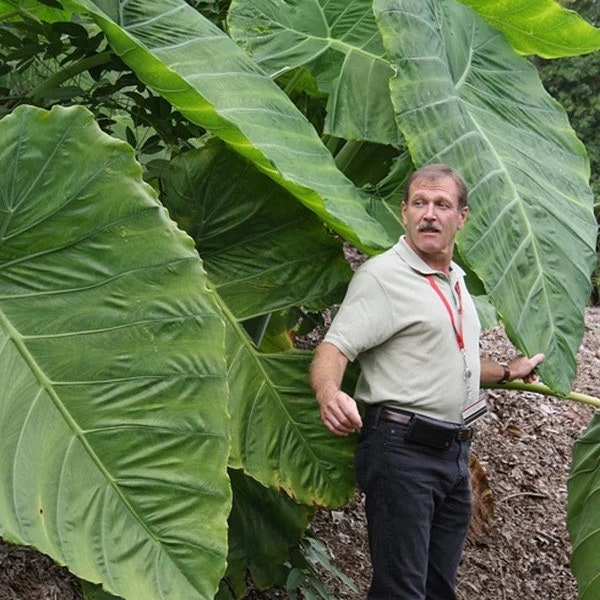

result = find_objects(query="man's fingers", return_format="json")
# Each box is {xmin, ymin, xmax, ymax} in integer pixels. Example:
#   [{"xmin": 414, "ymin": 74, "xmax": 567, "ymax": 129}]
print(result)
[
  {"xmin": 320, "ymin": 392, "xmax": 362, "ymax": 436},
  {"xmin": 523, "ymin": 353, "xmax": 545, "ymax": 380},
  {"xmin": 508, "ymin": 353, "xmax": 545, "ymax": 383},
  {"xmin": 532, "ymin": 353, "xmax": 545, "ymax": 367},
  {"xmin": 321, "ymin": 412, "xmax": 355, "ymax": 436}
]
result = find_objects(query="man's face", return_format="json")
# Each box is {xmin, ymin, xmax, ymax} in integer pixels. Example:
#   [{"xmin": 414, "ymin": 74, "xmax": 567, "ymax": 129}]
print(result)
[{"xmin": 402, "ymin": 175, "xmax": 468, "ymax": 265}]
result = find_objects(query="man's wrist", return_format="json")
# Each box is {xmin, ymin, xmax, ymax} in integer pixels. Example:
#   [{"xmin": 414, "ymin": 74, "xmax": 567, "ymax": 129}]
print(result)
[
  {"xmin": 316, "ymin": 383, "xmax": 339, "ymax": 406},
  {"xmin": 499, "ymin": 364, "xmax": 511, "ymax": 383}
]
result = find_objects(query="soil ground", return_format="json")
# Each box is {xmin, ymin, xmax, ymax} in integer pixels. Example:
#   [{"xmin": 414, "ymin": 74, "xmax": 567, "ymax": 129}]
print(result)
[{"xmin": 0, "ymin": 307, "xmax": 598, "ymax": 600}]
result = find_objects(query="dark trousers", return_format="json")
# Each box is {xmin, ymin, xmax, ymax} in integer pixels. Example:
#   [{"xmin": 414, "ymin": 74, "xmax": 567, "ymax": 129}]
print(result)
[{"xmin": 354, "ymin": 412, "xmax": 472, "ymax": 600}]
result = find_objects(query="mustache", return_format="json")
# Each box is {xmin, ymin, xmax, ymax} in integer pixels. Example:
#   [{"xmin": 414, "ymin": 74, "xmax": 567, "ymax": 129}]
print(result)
[{"xmin": 417, "ymin": 222, "xmax": 441, "ymax": 233}]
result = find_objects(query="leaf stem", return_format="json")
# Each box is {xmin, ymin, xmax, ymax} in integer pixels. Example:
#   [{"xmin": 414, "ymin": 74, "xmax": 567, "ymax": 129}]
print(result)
[
  {"xmin": 485, "ymin": 381, "xmax": 600, "ymax": 408},
  {"xmin": 334, "ymin": 140, "xmax": 364, "ymax": 173},
  {"xmin": 0, "ymin": 2, "xmax": 41, "ymax": 24},
  {"xmin": 30, "ymin": 51, "xmax": 113, "ymax": 102}
]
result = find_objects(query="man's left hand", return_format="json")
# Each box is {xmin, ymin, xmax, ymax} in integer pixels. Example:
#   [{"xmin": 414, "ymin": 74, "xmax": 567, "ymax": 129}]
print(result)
[{"xmin": 508, "ymin": 353, "xmax": 545, "ymax": 383}]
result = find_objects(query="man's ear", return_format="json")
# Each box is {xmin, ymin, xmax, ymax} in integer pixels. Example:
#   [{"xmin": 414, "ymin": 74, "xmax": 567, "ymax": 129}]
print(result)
[{"xmin": 457, "ymin": 206, "xmax": 468, "ymax": 230}]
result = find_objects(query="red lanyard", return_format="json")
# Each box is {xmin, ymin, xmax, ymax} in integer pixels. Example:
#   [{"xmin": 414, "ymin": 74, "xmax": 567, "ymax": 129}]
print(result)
[{"xmin": 426, "ymin": 274, "xmax": 464, "ymax": 350}]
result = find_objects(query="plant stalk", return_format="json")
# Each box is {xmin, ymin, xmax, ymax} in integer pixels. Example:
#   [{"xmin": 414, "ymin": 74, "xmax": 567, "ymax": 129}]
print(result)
[
  {"xmin": 30, "ymin": 52, "xmax": 113, "ymax": 102},
  {"xmin": 485, "ymin": 381, "xmax": 600, "ymax": 409}
]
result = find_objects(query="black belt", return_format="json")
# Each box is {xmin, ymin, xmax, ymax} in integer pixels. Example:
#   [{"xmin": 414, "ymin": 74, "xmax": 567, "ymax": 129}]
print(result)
[{"xmin": 367, "ymin": 405, "xmax": 474, "ymax": 445}]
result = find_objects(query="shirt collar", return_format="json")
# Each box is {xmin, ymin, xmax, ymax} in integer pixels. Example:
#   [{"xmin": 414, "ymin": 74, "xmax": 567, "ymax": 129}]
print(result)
[{"xmin": 393, "ymin": 236, "xmax": 465, "ymax": 282}]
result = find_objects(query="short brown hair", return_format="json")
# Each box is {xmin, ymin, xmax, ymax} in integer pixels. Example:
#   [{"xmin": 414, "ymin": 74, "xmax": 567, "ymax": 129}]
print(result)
[{"xmin": 403, "ymin": 164, "xmax": 468, "ymax": 209}]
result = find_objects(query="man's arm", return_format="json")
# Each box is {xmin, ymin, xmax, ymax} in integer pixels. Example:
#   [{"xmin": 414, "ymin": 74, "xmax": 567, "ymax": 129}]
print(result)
[
  {"xmin": 310, "ymin": 341, "xmax": 363, "ymax": 436},
  {"xmin": 481, "ymin": 353, "xmax": 545, "ymax": 385}
]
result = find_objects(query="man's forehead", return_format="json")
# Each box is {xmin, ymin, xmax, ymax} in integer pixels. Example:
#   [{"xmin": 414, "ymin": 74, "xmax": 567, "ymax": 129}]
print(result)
[{"xmin": 408, "ymin": 175, "xmax": 459, "ymax": 197}]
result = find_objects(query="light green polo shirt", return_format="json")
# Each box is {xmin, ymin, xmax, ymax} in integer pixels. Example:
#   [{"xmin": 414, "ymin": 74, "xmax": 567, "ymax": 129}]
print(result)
[{"xmin": 324, "ymin": 237, "xmax": 481, "ymax": 424}]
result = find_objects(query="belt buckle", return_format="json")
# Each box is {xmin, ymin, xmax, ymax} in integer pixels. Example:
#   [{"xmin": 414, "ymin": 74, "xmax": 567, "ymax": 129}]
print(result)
[{"xmin": 456, "ymin": 427, "xmax": 473, "ymax": 441}]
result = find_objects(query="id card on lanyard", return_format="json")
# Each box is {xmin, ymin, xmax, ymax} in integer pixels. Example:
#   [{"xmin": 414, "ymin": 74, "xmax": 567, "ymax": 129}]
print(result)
[{"xmin": 426, "ymin": 274, "xmax": 488, "ymax": 425}]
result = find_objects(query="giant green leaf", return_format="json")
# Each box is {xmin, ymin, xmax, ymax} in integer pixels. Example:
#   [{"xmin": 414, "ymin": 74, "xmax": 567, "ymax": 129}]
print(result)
[
  {"xmin": 568, "ymin": 411, "xmax": 600, "ymax": 600},
  {"xmin": 457, "ymin": 0, "xmax": 600, "ymax": 58},
  {"xmin": 64, "ymin": 0, "xmax": 390, "ymax": 253},
  {"xmin": 158, "ymin": 140, "xmax": 353, "ymax": 320},
  {"xmin": 374, "ymin": 0, "xmax": 597, "ymax": 395},
  {"xmin": 225, "ymin": 323, "xmax": 357, "ymax": 508},
  {"xmin": 224, "ymin": 469, "xmax": 313, "ymax": 591},
  {"xmin": 0, "ymin": 105, "xmax": 230, "ymax": 600},
  {"xmin": 156, "ymin": 140, "xmax": 358, "ymax": 507},
  {"xmin": 228, "ymin": 0, "xmax": 402, "ymax": 145},
  {"xmin": 228, "ymin": 0, "xmax": 384, "ymax": 87}
]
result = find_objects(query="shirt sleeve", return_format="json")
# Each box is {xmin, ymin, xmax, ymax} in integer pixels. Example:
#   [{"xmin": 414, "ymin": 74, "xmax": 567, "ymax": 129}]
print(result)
[{"xmin": 323, "ymin": 268, "xmax": 393, "ymax": 362}]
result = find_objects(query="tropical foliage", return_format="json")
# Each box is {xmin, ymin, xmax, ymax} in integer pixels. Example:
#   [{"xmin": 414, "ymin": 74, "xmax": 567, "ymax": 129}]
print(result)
[
  {"xmin": 536, "ymin": 0, "xmax": 600, "ymax": 304},
  {"xmin": 0, "ymin": 0, "xmax": 598, "ymax": 599}
]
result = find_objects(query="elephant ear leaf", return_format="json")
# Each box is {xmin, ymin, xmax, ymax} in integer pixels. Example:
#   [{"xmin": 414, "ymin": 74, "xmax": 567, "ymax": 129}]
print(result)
[
  {"xmin": 158, "ymin": 141, "xmax": 353, "ymax": 320},
  {"xmin": 155, "ymin": 141, "xmax": 357, "ymax": 508},
  {"xmin": 228, "ymin": 0, "xmax": 401, "ymax": 145},
  {"xmin": 66, "ymin": 0, "xmax": 390, "ymax": 253},
  {"xmin": 456, "ymin": 0, "xmax": 600, "ymax": 58},
  {"xmin": 568, "ymin": 412, "xmax": 600, "ymax": 600},
  {"xmin": 0, "ymin": 105, "xmax": 230, "ymax": 600}
]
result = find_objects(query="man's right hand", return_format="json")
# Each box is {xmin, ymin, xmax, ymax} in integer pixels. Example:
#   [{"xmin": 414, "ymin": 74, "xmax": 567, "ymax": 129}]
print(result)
[
  {"xmin": 318, "ymin": 389, "xmax": 363, "ymax": 437},
  {"xmin": 311, "ymin": 341, "xmax": 362, "ymax": 436}
]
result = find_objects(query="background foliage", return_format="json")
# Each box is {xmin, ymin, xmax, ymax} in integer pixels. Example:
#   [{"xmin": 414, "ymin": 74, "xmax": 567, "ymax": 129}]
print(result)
[{"xmin": 538, "ymin": 0, "xmax": 600, "ymax": 302}]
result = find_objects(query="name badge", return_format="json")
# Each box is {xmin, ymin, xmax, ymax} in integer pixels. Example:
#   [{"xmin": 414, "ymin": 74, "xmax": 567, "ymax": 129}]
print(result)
[{"xmin": 462, "ymin": 390, "xmax": 488, "ymax": 426}]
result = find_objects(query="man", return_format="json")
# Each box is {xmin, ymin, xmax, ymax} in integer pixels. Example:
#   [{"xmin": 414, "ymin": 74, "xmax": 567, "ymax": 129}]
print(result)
[{"xmin": 310, "ymin": 164, "xmax": 544, "ymax": 599}]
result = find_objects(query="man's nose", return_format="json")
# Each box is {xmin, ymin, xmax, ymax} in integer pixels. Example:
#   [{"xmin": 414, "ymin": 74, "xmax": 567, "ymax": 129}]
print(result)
[{"xmin": 423, "ymin": 203, "xmax": 436, "ymax": 218}]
